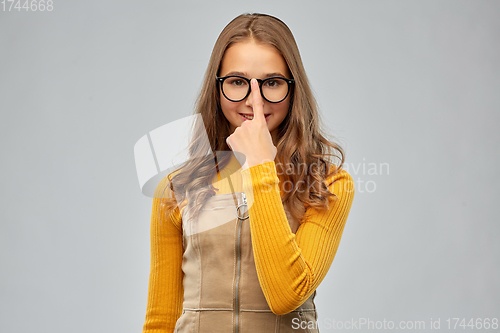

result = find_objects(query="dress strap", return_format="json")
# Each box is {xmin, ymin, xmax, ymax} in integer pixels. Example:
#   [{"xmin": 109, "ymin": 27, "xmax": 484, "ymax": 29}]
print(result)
[{"xmin": 213, "ymin": 152, "xmax": 238, "ymax": 208}]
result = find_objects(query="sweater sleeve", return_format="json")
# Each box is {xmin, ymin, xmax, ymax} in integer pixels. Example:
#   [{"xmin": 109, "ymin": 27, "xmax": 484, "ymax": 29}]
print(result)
[
  {"xmin": 142, "ymin": 177, "xmax": 184, "ymax": 333},
  {"xmin": 241, "ymin": 161, "xmax": 355, "ymax": 315}
]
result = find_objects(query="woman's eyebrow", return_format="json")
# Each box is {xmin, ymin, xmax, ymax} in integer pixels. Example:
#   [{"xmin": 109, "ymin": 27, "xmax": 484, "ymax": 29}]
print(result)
[
  {"xmin": 225, "ymin": 71, "xmax": 247, "ymax": 77},
  {"xmin": 223, "ymin": 71, "xmax": 288, "ymax": 78},
  {"xmin": 264, "ymin": 72, "xmax": 287, "ymax": 78}
]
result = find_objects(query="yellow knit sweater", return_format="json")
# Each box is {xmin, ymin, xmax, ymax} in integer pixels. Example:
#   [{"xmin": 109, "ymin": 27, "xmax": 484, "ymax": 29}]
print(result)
[{"xmin": 142, "ymin": 155, "xmax": 355, "ymax": 332}]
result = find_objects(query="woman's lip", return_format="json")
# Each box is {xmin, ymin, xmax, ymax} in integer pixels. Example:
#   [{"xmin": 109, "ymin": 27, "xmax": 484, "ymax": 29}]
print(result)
[{"xmin": 240, "ymin": 114, "xmax": 270, "ymax": 121}]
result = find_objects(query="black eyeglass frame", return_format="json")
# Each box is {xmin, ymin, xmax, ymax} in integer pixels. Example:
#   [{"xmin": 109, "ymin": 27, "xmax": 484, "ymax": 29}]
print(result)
[{"xmin": 216, "ymin": 75, "xmax": 295, "ymax": 103}]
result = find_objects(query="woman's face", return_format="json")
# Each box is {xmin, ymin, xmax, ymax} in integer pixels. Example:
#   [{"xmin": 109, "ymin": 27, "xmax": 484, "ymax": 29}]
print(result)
[{"xmin": 218, "ymin": 40, "xmax": 291, "ymax": 144}]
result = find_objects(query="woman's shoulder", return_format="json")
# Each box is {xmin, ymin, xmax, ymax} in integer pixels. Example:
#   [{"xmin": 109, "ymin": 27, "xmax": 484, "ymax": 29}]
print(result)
[
  {"xmin": 324, "ymin": 164, "xmax": 354, "ymax": 189},
  {"xmin": 152, "ymin": 172, "xmax": 184, "ymax": 230},
  {"xmin": 153, "ymin": 168, "xmax": 182, "ymax": 200}
]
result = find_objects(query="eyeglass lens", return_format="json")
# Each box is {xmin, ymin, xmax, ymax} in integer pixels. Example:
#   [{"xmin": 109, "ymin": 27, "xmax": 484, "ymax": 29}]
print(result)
[{"xmin": 222, "ymin": 77, "xmax": 289, "ymax": 102}]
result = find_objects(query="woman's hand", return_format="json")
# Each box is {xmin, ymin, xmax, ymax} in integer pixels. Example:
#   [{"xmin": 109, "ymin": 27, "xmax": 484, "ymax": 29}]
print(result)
[{"xmin": 226, "ymin": 78, "xmax": 277, "ymax": 170}]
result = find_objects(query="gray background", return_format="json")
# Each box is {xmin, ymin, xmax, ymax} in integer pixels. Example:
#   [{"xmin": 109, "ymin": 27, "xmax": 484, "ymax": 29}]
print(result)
[{"xmin": 1, "ymin": 0, "xmax": 499, "ymax": 332}]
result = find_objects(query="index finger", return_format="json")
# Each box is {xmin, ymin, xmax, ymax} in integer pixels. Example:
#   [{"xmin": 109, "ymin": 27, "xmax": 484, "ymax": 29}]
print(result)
[{"xmin": 250, "ymin": 78, "xmax": 265, "ymax": 122}]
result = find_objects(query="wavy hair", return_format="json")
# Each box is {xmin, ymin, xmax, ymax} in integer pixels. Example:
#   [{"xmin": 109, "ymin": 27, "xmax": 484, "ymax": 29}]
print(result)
[{"xmin": 159, "ymin": 13, "xmax": 345, "ymax": 226}]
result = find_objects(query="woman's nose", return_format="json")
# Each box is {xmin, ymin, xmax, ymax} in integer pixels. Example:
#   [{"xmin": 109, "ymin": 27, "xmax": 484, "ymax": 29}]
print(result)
[
  {"xmin": 244, "ymin": 81, "xmax": 262, "ymax": 108},
  {"xmin": 245, "ymin": 90, "xmax": 254, "ymax": 107}
]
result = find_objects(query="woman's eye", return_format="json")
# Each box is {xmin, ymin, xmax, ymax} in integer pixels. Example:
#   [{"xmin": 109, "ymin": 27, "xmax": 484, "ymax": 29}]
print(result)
[
  {"xmin": 265, "ymin": 80, "xmax": 280, "ymax": 87},
  {"xmin": 229, "ymin": 79, "xmax": 245, "ymax": 86}
]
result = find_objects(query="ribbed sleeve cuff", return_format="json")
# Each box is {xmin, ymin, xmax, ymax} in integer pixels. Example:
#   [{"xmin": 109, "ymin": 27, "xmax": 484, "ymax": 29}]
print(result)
[{"xmin": 241, "ymin": 161, "xmax": 279, "ymax": 194}]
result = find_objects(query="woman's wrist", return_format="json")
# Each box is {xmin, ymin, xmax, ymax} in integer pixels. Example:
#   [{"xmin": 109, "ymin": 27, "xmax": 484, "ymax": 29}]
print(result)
[{"xmin": 243, "ymin": 158, "xmax": 275, "ymax": 170}]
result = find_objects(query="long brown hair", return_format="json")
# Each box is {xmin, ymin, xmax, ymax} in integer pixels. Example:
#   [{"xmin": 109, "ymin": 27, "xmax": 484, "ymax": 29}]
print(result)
[{"xmin": 159, "ymin": 13, "xmax": 345, "ymax": 226}]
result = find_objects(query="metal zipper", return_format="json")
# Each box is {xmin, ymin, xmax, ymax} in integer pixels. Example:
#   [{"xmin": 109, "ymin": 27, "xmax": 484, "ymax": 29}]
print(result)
[
  {"xmin": 234, "ymin": 217, "xmax": 242, "ymax": 333},
  {"xmin": 234, "ymin": 192, "xmax": 248, "ymax": 333}
]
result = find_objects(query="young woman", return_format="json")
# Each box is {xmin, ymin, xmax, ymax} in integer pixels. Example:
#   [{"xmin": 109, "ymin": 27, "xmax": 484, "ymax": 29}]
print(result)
[{"xmin": 142, "ymin": 13, "xmax": 355, "ymax": 333}]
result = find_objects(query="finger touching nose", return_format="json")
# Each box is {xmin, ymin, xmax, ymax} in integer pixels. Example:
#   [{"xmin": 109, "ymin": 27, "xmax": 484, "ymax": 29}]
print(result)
[{"xmin": 245, "ymin": 79, "xmax": 263, "ymax": 108}]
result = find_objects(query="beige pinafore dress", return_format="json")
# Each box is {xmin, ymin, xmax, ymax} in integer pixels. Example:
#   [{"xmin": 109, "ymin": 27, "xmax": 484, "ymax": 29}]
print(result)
[{"xmin": 173, "ymin": 189, "xmax": 319, "ymax": 333}]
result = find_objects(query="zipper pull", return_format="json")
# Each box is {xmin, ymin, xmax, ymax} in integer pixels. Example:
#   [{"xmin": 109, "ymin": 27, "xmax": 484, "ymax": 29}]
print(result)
[{"xmin": 236, "ymin": 192, "xmax": 249, "ymax": 220}]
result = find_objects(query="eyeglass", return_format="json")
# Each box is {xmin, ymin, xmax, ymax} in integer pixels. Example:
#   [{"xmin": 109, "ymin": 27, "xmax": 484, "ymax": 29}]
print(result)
[{"xmin": 216, "ymin": 75, "xmax": 295, "ymax": 103}]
